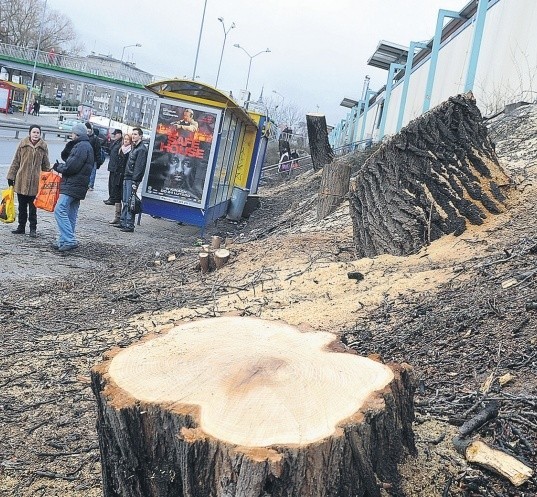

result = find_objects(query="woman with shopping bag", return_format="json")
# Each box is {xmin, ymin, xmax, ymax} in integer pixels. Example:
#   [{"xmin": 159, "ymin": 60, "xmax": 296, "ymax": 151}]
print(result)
[{"xmin": 6, "ymin": 125, "xmax": 51, "ymax": 237}]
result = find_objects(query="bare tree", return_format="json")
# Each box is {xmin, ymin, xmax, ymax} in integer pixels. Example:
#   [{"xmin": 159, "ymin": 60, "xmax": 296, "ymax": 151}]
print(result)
[
  {"xmin": 266, "ymin": 96, "xmax": 306, "ymax": 132},
  {"xmin": 0, "ymin": 0, "xmax": 79, "ymax": 51}
]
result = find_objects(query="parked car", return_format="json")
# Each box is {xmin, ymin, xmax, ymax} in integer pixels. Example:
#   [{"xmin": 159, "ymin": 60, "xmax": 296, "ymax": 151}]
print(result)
[
  {"xmin": 57, "ymin": 118, "xmax": 84, "ymax": 136},
  {"xmin": 89, "ymin": 123, "xmax": 113, "ymax": 154}
]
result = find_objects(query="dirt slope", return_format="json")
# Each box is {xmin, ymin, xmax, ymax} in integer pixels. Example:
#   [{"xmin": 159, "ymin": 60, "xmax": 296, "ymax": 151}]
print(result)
[{"xmin": 1, "ymin": 104, "xmax": 536, "ymax": 496}]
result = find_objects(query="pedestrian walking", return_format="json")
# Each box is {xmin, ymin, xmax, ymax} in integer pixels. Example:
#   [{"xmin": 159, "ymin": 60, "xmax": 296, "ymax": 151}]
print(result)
[
  {"xmin": 7, "ymin": 125, "xmax": 51, "ymax": 237},
  {"xmin": 52, "ymin": 123, "xmax": 93, "ymax": 251}
]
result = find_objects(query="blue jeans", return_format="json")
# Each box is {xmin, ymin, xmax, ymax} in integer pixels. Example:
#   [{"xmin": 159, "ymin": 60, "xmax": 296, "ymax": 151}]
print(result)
[
  {"xmin": 54, "ymin": 194, "xmax": 80, "ymax": 246},
  {"xmin": 120, "ymin": 179, "xmax": 134, "ymax": 229},
  {"xmin": 88, "ymin": 164, "xmax": 97, "ymax": 188}
]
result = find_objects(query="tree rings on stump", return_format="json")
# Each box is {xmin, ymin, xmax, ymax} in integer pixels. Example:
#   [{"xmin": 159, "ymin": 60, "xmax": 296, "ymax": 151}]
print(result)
[{"xmin": 91, "ymin": 316, "xmax": 415, "ymax": 497}]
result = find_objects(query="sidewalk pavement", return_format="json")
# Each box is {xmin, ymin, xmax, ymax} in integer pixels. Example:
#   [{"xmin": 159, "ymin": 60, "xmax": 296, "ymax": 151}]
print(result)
[{"xmin": 1, "ymin": 161, "xmax": 204, "ymax": 282}]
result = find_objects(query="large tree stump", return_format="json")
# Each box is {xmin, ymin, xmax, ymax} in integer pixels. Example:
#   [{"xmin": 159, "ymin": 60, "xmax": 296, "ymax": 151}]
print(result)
[
  {"xmin": 317, "ymin": 156, "xmax": 353, "ymax": 220},
  {"xmin": 91, "ymin": 317, "xmax": 415, "ymax": 497},
  {"xmin": 348, "ymin": 92, "xmax": 510, "ymax": 258},
  {"xmin": 306, "ymin": 113, "xmax": 334, "ymax": 171}
]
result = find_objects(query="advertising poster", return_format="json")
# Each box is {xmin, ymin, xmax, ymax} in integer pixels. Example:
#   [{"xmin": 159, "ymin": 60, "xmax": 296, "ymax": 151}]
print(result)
[{"xmin": 144, "ymin": 100, "xmax": 221, "ymax": 206}]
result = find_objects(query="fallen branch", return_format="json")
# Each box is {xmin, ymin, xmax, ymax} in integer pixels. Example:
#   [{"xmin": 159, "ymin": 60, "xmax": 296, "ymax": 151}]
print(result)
[
  {"xmin": 452, "ymin": 438, "xmax": 533, "ymax": 487},
  {"xmin": 459, "ymin": 401, "xmax": 500, "ymax": 437}
]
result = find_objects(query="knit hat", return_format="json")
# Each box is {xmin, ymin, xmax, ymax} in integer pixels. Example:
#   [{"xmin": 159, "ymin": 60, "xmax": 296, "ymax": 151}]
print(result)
[{"xmin": 72, "ymin": 123, "xmax": 88, "ymax": 136}]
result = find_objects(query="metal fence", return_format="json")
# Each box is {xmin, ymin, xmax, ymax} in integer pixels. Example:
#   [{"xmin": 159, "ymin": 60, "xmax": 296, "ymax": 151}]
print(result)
[
  {"xmin": 0, "ymin": 121, "xmax": 70, "ymax": 141},
  {"xmin": 0, "ymin": 43, "xmax": 154, "ymax": 86},
  {"xmin": 262, "ymin": 139, "xmax": 370, "ymax": 180}
]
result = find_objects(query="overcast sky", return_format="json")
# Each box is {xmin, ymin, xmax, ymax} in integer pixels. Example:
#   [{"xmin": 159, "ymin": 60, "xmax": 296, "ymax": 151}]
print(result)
[{"xmin": 46, "ymin": 0, "xmax": 468, "ymax": 125}]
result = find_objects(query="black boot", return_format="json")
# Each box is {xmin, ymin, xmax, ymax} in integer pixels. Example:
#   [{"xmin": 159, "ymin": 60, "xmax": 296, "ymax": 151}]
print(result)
[
  {"xmin": 12, "ymin": 225, "xmax": 25, "ymax": 234},
  {"xmin": 29, "ymin": 228, "xmax": 37, "ymax": 238}
]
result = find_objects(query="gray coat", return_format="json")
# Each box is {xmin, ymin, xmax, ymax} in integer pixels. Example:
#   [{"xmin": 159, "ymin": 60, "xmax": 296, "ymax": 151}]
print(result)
[{"xmin": 54, "ymin": 134, "xmax": 93, "ymax": 200}]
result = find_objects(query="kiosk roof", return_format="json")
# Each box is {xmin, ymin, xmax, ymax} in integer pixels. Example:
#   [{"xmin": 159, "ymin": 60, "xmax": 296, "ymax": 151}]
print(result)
[{"xmin": 146, "ymin": 79, "xmax": 256, "ymax": 127}]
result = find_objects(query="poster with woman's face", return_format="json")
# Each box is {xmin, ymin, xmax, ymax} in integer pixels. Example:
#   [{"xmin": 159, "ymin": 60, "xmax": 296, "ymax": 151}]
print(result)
[{"xmin": 144, "ymin": 100, "xmax": 221, "ymax": 207}]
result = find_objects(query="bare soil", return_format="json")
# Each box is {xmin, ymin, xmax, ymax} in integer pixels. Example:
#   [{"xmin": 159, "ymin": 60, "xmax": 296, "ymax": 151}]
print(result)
[{"xmin": 1, "ymin": 104, "xmax": 536, "ymax": 496}]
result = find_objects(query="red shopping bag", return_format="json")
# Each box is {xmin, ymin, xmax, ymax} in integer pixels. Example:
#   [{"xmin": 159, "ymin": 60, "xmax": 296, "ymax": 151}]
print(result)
[{"xmin": 34, "ymin": 171, "xmax": 61, "ymax": 212}]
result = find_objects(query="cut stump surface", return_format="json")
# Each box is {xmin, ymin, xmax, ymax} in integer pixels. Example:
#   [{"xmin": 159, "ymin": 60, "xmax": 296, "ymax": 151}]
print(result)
[{"xmin": 92, "ymin": 317, "xmax": 415, "ymax": 497}]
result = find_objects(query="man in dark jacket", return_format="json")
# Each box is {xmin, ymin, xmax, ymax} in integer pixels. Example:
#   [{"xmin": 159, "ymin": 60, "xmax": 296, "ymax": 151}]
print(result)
[
  {"xmin": 104, "ymin": 129, "xmax": 122, "ymax": 205},
  {"xmin": 53, "ymin": 123, "xmax": 93, "ymax": 251},
  {"xmin": 85, "ymin": 122, "xmax": 103, "ymax": 190},
  {"xmin": 119, "ymin": 127, "xmax": 147, "ymax": 232}
]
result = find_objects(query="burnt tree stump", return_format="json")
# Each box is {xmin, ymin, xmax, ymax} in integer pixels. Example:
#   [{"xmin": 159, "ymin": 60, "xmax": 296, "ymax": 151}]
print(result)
[
  {"xmin": 91, "ymin": 316, "xmax": 415, "ymax": 497},
  {"xmin": 306, "ymin": 113, "xmax": 334, "ymax": 171},
  {"xmin": 348, "ymin": 93, "xmax": 510, "ymax": 258},
  {"xmin": 317, "ymin": 156, "xmax": 353, "ymax": 220}
]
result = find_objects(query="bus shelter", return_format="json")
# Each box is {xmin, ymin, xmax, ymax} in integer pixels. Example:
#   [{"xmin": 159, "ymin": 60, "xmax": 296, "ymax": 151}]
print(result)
[
  {"xmin": 141, "ymin": 80, "xmax": 269, "ymax": 228},
  {"xmin": 0, "ymin": 81, "xmax": 28, "ymax": 113}
]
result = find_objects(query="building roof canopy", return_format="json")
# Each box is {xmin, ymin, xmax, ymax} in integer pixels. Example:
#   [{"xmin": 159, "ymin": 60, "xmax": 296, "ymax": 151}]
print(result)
[
  {"xmin": 367, "ymin": 40, "xmax": 408, "ymax": 70},
  {"xmin": 340, "ymin": 97, "xmax": 359, "ymax": 108}
]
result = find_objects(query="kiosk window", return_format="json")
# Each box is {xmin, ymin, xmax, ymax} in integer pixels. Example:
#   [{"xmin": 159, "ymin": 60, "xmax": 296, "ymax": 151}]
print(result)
[
  {"xmin": 210, "ymin": 112, "xmax": 232, "ymax": 207},
  {"xmin": 216, "ymin": 118, "xmax": 240, "ymax": 205}
]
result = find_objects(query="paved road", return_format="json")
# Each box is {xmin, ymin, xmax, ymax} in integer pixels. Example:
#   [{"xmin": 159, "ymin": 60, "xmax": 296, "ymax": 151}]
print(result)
[
  {"xmin": 0, "ymin": 110, "xmax": 245, "ymax": 281},
  {"xmin": 0, "ymin": 147, "xmax": 213, "ymax": 282}
]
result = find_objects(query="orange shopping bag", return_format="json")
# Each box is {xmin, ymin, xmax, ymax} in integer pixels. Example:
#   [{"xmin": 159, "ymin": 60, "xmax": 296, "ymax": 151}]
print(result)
[{"xmin": 34, "ymin": 171, "xmax": 62, "ymax": 212}]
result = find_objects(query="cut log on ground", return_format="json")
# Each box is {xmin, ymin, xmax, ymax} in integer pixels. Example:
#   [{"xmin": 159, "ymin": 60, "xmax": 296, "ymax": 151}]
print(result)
[
  {"xmin": 211, "ymin": 236, "xmax": 222, "ymax": 250},
  {"xmin": 199, "ymin": 252, "xmax": 209, "ymax": 273},
  {"xmin": 317, "ymin": 156, "xmax": 353, "ymax": 220},
  {"xmin": 453, "ymin": 438, "xmax": 533, "ymax": 486},
  {"xmin": 91, "ymin": 317, "xmax": 416, "ymax": 497},
  {"xmin": 306, "ymin": 113, "xmax": 334, "ymax": 171},
  {"xmin": 214, "ymin": 248, "xmax": 230, "ymax": 269},
  {"xmin": 348, "ymin": 92, "xmax": 510, "ymax": 258}
]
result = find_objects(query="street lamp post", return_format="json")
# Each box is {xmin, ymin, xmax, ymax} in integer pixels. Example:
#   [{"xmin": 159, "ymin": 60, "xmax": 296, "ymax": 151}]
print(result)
[
  {"xmin": 192, "ymin": 0, "xmax": 208, "ymax": 80},
  {"xmin": 215, "ymin": 17, "xmax": 235, "ymax": 88},
  {"xmin": 108, "ymin": 43, "xmax": 141, "ymax": 126},
  {"xmin": 233, "ymin": 44, "xmax": 270, "ymax": 91},
  {"xmin": 26, "ymin": 0, "xmax": 47, "ymax": 119},
  {"xmin": 121, "ymin": 43, "xmax": 142, "ymax": 64},
  {"xmin": 272, "ymin": 89, "xmax": 284, "ymax": 106}
]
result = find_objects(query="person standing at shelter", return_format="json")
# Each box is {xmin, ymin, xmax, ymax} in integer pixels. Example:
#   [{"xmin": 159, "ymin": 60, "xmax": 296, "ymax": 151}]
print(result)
[
  {"xmin": 109, "ymin": 132, "xmax": 131, "ymax": 226},
  {"xmin": 85, "ymin": 122, "xmax": 103, "ymax": 190},
  {"xmin": 33, "ymin": 100, "xmax": 40, "ymax": 116},
  {"xmin": 104, "ymin": 129, "xmax": 123, "ymax": 205},
  {"xmin": 7, "ymin": 125, "xmax": 50, "ymax": 237},
  {"xmin": 52, "ymin": 123, "xmax": 93, "ymax": 251},
  {"xmin": 118, "ymin": 127, "xmax": 147, "ymax": 232}
]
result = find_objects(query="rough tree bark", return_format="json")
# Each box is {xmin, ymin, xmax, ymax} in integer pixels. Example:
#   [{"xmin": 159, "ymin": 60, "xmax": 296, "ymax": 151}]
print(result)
[
  {"xmin": 306, "ymin": 113, "xmax": 334, "ymax": 171},
  {"xmin": 348, "ymin": 92, "xmax": 510, "ymax": 258},
  {"xmin": 91, "ymin": 317, "xmax": 416, "ymax": 497},
  {"xmin": 317, "ymin": 156, "xmax": 353, "ymax": 220}
]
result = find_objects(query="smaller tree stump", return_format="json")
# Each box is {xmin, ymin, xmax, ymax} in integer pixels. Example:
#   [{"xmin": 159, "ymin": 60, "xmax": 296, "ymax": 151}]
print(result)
[
  {"xmin": 199, "ymin": 252, "xmax": 209, "ymax": 273},
  {"xmin": 317, "ymin": 156, "xmax": 352, "ymax": 220},
  {"xmin": 211, "ymin": 236, "xmax": 222, "ymax": 250},
  {"xmin": 91, "ymin": 317, "xmax": 415, "ymax": 497},
  {"xmin": 306, "ymin": 113, "xmax": 334, "ymax": 171},
  {"xmin": 214, "ymin": 248, "xmax": 230, "ymax": 269}
]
